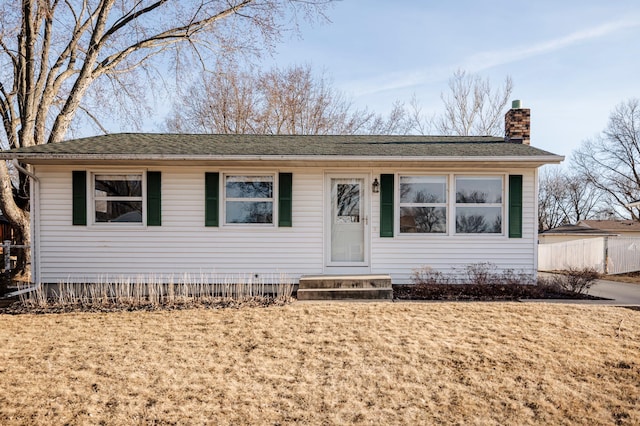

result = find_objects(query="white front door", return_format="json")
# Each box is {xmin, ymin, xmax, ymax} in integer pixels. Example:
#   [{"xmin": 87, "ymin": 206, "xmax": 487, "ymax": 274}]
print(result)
[{"xmin": 326, "ymin": 175, "xmax": 369, "ymax": 269}]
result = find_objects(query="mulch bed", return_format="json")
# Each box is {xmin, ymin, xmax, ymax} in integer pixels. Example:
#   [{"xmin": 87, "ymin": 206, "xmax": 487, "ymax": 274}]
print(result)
[
  {"xmin": 0, "ymin": 297, "xmax": 291, "ymax": 315},
  {"xmin": 393, "ymin": 283, "xmax": 604, "ymax": 301}
]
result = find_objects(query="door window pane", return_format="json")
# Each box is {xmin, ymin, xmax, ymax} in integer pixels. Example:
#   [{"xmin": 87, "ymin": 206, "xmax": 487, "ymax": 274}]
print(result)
[{"xmin": 335, "ymin": 183, "xmax": 360, "ymax": 223}]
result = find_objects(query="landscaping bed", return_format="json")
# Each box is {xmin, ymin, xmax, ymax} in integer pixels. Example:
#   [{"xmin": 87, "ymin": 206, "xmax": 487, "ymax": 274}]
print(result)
[
  {"xmin": 0, "ymin": 297, "xmax": 288, "ymax": 315},
  {"xmin": 396, "ymin": 264, "xmax": 605, "ymax": 301},
  {"xmin": 0, "ymin": 265, "xmax": 605, "ymax": 312},
  {"xmin": 393, "ymin": 283, "xmax": 602, "ymax": 301},
  {"xmin": 0, "ymin": 277, "xmax": 295, "ymax": 315}
]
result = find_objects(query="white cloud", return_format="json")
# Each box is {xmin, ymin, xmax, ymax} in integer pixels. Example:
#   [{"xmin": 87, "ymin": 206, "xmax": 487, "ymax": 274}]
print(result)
[
  {"xmin": 464, "ymin": 18, "xmax": 640, "ymax": 72},
  {"xmin": 348, "ymin": 17, "xmax": 640, "ymax": 97}
]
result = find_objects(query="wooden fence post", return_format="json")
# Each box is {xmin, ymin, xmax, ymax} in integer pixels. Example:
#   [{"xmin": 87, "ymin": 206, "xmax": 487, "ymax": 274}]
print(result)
[
  {"xmin": 603, "ymin": 236, "xmax": 609, "ymax": 275},
  {"xmin": 3, "ymin": 240, "xmax": 10, "ymax": 272}
]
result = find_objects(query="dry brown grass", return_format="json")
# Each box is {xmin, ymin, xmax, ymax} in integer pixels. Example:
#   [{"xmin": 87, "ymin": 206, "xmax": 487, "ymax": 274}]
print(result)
[
  {"xmin": 1, "ymin": 303, "xmax": 638, "ymax": 425},
  {"xmin": 604, "ymin": 273, "xmax": 640, "ymax": 285}
]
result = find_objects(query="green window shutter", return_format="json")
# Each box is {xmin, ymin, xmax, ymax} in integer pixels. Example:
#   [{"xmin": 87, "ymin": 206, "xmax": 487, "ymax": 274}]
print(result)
[
  {"xmin": 278, "ymin": 172, "xmax": 293, "ymax": 227},
  {"xmin": 380, "ymin": 174, "xmax": 394, "ymax": 237},
  {"xmin": 509, "ymin": 175, "xmax": 523, "ymax": 238},
  {"xmin": 147, "ymin": 171, "xmax": 162, "ymax": 226},
  {"xmin": 72, "ymin": 171, "xmax": 87, "ymax": 226},
  {"xmin": 205, "ymin": 172, "xmax": 219, "ymax": 227}
]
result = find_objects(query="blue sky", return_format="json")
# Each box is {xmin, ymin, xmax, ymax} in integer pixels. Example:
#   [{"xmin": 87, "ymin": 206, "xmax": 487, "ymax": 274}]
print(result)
[{"xmin": 257, "ymin": 0, "xmax": 640, "ymax": 159}]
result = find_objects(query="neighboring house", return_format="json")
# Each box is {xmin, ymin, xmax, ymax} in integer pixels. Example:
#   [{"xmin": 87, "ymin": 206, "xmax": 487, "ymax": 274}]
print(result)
[
  {"xmin": 538, "ymin": 224, "xmax": 617, "ymax": 244},
  {"xmin": 0, "ymin": 103, "xmax": 562, "ymax": 284},
  {"xmin": 0, "ymin": 214, "xmax": 14, "ymax": 243},
  {"xmin": 539, "ymin": 221, "xmax": 640, "ymax": 274},
  {"xmin": 577, "ymin": 220, "xmax": 640, "ymax": 238}
]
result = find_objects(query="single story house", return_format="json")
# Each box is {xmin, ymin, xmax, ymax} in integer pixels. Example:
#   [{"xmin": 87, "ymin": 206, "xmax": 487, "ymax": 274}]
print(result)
[
  {"xmin": 577, "ymin": 220, "xmax": 640, "ymax": 238},
  {"xmin": 538, "ymin": 224, "xmax": 618, "ymax": 244},
  {"xmin": 1, "ymin": 103, "xmax": 562, "ymax": 284}
]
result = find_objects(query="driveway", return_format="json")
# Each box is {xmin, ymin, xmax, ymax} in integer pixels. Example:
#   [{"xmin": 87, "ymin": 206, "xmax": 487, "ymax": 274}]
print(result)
[
  {"xmin": 530, "ymin": 274, "xmax": 640, "ymax": 306},
  {"xmin": 586, "ymin": 279, "xmax": 640, "ymax": 306}
]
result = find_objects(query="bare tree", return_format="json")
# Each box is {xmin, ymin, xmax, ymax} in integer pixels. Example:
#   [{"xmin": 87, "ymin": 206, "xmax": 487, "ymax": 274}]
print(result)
[
  {"xmin": 258, "ymin": 65, "xmax": 373, "ymax": 134},
  {"xmin": 409, "ymin": 70, "xmax": 513, "ymax": 136},
  {"xmin": 538, "ymin": 168, "xmax": 567, "ymax": 231},
  {"xmin": 573, "ymin": 99, "xmax": 640, "ymax": 221},
  {"xmin": 0, "ymin": 0, "xmax": 332, "ymax": 277},
  {"xmin": 538, "ymin": 167, "xmax": 604, "ymax": 231},
  {"xmin": 560, "ymin": 170, "xmax": 604, "ymax": 223},
  {"xmin": 364, "ymin": 100, "xmax": 413, "ymax": 135},
  {"xmin": 166, "ymin": 63, "xmax": 410, "ymax": 135},
  {"xmin": 165, "ymin": 63, "xmax": 261, "ymax": 134}
]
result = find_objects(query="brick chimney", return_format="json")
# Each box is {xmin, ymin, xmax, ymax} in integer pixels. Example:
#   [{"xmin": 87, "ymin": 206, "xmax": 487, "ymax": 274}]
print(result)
[{"xmin": 505, "ymin": 100, "xmax": 530, "ymax": 145}]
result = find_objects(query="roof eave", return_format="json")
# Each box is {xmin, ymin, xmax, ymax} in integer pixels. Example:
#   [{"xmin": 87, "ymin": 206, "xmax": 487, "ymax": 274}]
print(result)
[
  {"xmin": 540, "ymin": 232, "xmax": 619, "ymax": 236},
  {"xmin": 1, "ymin": 153, "xmax": 565, "ymax": 166}
]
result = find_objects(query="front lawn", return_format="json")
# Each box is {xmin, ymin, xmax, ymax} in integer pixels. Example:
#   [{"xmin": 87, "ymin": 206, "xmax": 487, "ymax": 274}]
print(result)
[{"xmin": 0, "ymin": 303, "xmax": 638, "ymax": 425}]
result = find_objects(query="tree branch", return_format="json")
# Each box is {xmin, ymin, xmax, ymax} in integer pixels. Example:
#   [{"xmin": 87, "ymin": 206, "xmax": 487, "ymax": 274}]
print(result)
[
  {"xmin": 94, "ymin": 1, "xmax": 255, "ymax": 76},
  {"xmin": 78, "ymin": 104, "xmax": 110, "ymax": 134}
]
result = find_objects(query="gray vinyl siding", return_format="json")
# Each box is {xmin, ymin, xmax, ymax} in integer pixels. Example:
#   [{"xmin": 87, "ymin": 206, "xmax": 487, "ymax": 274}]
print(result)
[
  {"xmin": 33, "ymin": 165, "xmax": 538, "ymax": 284},
  {"xmin": 370, "ymin": 169, "xmax": 538, "ymax": 282},
  {"xmin": 35, "ymin": 166, "xmax": 323, "ymax": 282}
]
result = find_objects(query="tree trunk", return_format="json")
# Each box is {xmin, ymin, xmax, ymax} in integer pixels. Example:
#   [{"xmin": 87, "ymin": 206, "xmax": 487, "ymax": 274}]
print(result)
[
  {"xmin": 0, "ymin": 161, "xmax": 31, "ymax": 281},
  {"xmin": 11, "ymin": 216, "xmax": 31, "ymax": 281}
]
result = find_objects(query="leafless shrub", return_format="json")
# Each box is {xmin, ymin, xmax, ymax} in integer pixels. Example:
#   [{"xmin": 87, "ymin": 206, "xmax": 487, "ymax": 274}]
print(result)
[
  {"xmin": 412, "ymin": 263, "xmax": 535, "ymax": 286},
  {"xmin": 498, "ymin": 269, "xmax": 536, "ymax": 285},
  {"xmin": 539, "ymin": 268, "xmax": 601, "ymax": 294},
  {"xmin": 463, "ymin": 262, "xmax": 498, "ymax": 285},
  {"xmin": 16, "ymin": 273, "xmax": 294, "ymax": 311},
  {"xmin": 411, "ymin": 266, "xmax": 452, "ymax": 285}
]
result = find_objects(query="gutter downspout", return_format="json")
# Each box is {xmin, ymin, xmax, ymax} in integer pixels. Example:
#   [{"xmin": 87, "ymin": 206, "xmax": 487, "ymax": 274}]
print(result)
[{"xmin": 12, "ymin": 159, "xmax": 40, "ymax": 286}]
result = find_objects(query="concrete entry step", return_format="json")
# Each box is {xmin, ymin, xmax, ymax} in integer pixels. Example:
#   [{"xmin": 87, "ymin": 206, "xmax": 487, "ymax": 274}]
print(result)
[
  {"xmin": 297, "ymin": 287, "xmax": 393, "ymax": 301},
  {"xmin": 296, "ymin": 275, "xmax": 393, "ymax": 301},
  {"xmin": 298, "ymin": 274, "xmax": 392, "ymax": 290}
]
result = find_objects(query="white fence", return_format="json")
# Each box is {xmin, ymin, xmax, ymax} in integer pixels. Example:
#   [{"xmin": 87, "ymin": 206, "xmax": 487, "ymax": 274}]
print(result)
[{"xmin": 538, "ymin": 237, "xmax": 640, "ymax": 274}]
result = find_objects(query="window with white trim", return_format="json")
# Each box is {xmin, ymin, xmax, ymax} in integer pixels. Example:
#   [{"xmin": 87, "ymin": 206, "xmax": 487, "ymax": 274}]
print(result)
[
  {"xmin": 455, "ymin": 176, "xmax": 503, "ymax": 234},
  {"xmin": 399, "ymin": 176, "xmax": 447, "ymax": 233},
  {"xmin": 224, "ymin": 175, "xmax": 274, "ymax": 224},
  {"xmin": 93, "ymin": 173, "xmax": 143, "ymax": 223}
]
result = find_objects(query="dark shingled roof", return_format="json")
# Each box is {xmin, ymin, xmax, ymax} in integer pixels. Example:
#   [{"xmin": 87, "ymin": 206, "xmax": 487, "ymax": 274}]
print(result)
[
  {"xmin": 0, "ymin": 133, "xmax": 562, "ymax": 160},
  {"xmin": 540, "ymin": 224, "xmax": 617, "ymax": 236},
  {"xmin": 578, "ymin": 220, "xmax": 640, "ymax": 233}
]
